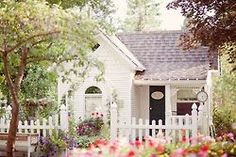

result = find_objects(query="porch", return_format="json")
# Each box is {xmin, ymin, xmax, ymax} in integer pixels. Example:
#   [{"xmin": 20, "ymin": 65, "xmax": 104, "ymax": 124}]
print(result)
[{"xmin": 132, "ymin": 80, "xmax": 212, "ymax": 126}]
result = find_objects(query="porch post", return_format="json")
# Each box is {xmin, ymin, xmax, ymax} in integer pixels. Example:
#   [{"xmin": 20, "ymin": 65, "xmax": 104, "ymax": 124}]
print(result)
[{"xmin": 165, "ymin": 85, "xmax": 172, "ymax": 122}]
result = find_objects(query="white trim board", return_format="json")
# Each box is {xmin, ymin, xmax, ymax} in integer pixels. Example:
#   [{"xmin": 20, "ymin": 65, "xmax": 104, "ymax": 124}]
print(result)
[{"xmin": 133, "ymin": 79, "xmax": 206, "ymax": 86}]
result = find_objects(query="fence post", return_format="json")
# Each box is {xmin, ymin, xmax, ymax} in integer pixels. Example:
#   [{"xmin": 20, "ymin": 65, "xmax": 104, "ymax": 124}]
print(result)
[
  {"xmin": 202, "ymin": 104, "xmax": 209, "ymax": 135},
  {"xmin": 165, "ymin": 112, "xmax": 171, "ymax": 138},
  {"xmin": 60, "ymin": 104, "xmax": 68, "ymax": 131},
  {"xmin": 110, "ymin": 102, "xmax": 117, "ymax": 140},
  {"xmin": 191, "ymin": 103, "xmax": 198, "ymax": 138},
  {"xmin": 198, "ymin": 103, "xmax": 203, "ymax": 134}
]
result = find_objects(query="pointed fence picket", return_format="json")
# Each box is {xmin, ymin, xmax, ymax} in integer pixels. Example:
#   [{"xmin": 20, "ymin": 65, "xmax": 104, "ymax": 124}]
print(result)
[
  {"xmin": 110, "ymin": 103, "xmax": 208, "ymax": 143},
  {"xmin": 0, "ymin": 105, "xmax": 69, "ymax": 137}
]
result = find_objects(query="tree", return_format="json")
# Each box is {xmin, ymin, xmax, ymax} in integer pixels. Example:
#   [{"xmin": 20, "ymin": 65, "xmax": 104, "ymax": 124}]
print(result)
[
  {"xmin": 46, "ymin": 0, "xmax": 115, "ymax": 31},
  {"xmin": 213, "ymin": 54, "xmax": 236, "ymax": 136},
  {"xmin": 167, "ymin": 0, "xmax": 236, "ymax": 69},
  {"xmin": 0, "ymin": 0, "xmax": 102, "ymax": 155},
  {"xmin": 122, "ymin": 0, "xmax": 161, "ymax": 32}
]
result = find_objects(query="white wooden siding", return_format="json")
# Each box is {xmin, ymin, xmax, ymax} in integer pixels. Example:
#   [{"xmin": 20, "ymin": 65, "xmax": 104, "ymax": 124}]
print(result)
[{"xmin": 71, "ymin": 37, "xmax": 135, "ymax": 124}]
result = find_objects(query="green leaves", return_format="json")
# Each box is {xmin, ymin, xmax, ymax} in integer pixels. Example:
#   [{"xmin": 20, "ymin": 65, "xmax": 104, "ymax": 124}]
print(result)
[
  {"xmin": 122, "ymin": 0, "xmax": 161, "ymax": 32},
  {"xmin": 0, "ymin": 0, "xmax": 110, "ymax": 105}
]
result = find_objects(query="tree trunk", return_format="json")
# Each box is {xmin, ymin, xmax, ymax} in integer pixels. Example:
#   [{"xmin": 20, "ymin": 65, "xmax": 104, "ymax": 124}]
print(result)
[
  {"xmin": 2, "ymin": 50, "xmax": 27, "ymax": 156},
  {"xmin": 6, "ymin": 96, "xmax": 19, "ymax": 157}
]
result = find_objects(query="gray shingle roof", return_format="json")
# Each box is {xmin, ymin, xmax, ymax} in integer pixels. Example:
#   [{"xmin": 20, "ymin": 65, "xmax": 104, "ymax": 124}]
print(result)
[{"xmin": 117, "ymin": 30, "xmax": 217, "ymax": 80}]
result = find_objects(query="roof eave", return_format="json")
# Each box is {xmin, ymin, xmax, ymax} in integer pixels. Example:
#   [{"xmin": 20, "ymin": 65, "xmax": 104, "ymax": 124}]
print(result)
[{"xmin": 98, "ymin": 31, "xmax": 145, "ymax": 71}]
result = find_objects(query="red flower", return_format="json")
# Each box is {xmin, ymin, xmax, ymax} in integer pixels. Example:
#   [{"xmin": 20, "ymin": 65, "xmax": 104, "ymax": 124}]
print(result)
[
  {"xmin": 94, "ymin": 139, "xmax": 107, "ymax": 147},
  {"xmin": 156, "ymin": 144, "xmax": 165, "ymax": 154},
  {"xmin": 127, "ymin": 150, "xmax": 135, "ymax": 157},
  {"xmin": 181, "ymin": 136, "xmax": 187, "ymax": 143},
  {"xmin": 200, "ymin": 145, "xmax": 209, "ymax": 152}
]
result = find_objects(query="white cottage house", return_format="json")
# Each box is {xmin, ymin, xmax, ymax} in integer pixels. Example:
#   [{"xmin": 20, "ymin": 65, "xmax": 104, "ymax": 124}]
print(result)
[{"xmin": 58, "ymin": 30, "xmax": 219, "ymax": 139}]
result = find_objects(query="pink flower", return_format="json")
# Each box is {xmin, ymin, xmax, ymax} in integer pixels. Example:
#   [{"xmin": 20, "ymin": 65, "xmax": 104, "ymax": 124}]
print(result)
[
  {"xmin": 221, "ymin": 153, "xmax": 228, "ymax": 157},
  {"xmin": 109, "ymin": 144, "xmax": 118, "ymax": 153},
  {"xmin": 135, "ymin": 140, "xmax": 142, "ymax": 148},
  {"xmin": 227, "ymin": 133, "xmax": 234, "ymax": 140}
]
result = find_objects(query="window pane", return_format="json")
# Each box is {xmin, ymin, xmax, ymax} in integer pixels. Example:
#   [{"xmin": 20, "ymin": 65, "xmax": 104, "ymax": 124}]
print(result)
[{"xmin": 85, "ymin": 86, "xmax": 102, "ymax": 94}]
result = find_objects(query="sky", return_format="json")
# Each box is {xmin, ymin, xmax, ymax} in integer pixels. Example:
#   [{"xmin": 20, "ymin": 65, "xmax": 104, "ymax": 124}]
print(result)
[{"xmin": 112, "ymin": 0, "xmax": 185, "ymax": 30}]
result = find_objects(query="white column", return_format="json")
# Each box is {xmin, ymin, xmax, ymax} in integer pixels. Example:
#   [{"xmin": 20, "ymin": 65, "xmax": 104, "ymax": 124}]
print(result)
[
  {"xmin": 171, "ymin": 88, "xmax": 179, "ymax": 115},
  {"xmin": 165, "ymin": 85, "xmax": 171, "ymax": 122}
]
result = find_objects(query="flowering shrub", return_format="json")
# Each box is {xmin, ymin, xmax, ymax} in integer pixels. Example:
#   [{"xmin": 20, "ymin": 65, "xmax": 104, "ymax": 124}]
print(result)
[
  {"xmin": 77, "ymin": 112, "xmax": 104, "ymax": 136},
  {"xmin": 70, "ymin": 133, "xmax": 236, "ymax": 157},
  {"xmin": 38, "ymin": 131, "xmax": 77, "ymax": 157}
]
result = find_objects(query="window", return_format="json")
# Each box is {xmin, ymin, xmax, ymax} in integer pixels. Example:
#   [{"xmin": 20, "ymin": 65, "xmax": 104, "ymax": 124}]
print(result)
[
  {"xmin": 84, "ymin": 86, "xmax": 103, "ymax": 117},
  {"xmin": 177, "ymin": 89, "xmax": 197, "ymax": 101},
  {"xmin": 85, "ymin": 86, "xmax": 102, "ymax": 94},
  {"xmin": 92, "ymin": 43, "xmax": 100, "ymax": 51},
  {"xmin": 176, "ymin": 89, "xmax": 199, "ymax": 115}
]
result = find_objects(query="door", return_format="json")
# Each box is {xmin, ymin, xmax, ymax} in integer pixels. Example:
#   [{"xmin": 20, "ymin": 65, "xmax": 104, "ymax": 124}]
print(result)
[{"xmin": 149, "ymin": 86, "xmax": 165, "ymax": 124}]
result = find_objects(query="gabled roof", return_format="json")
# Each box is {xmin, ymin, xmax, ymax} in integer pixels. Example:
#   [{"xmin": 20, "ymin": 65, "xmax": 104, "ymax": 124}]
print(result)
[
  {"xmin": 98, "ymin": 31, "xmax": 145, "ymax": 71},
  {"xmin": 117, "ymin": 30, "xmax": 218, "ymax": 80}
]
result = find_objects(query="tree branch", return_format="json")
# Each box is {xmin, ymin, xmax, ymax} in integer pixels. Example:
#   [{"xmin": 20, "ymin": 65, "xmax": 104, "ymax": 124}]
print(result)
[
  {"xmin": 2, "ymin": 54, "xmax": 17, "ymax": 98},
  {"xmin": 15, "ymin": 47, "xmax": 29, "ymax": 92},
  {"xmin": 27, "ymin": 54, "xmax": 80, "ymax": 64},
  {"xmin": 6, "ymin": 30, "xmax": 60, "ymax": 54}
]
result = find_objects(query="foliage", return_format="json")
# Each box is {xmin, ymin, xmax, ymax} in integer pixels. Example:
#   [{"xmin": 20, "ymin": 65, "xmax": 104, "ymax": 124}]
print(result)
[
  {"xmin": 213, "ymin": 106, "xmax": 236, "ymax": 137},
  {"xmin": 20, "ymin": 98, "xmax": 58, "ymax": 120},
  {"xmin": 46, "ymin": 0, "xmax": 116, "ymax": 33},
  {"xmin": 0, "ymin": 107, "xmax": 5, "ymax": 118},
  {"xmin": 121, "ymin": 0, "xmax": 161, "ymax": 32},
  {"xmin": 74, "ymin": 112, "xmax": 109, "ymax": 148},
  {"xmin": 213, "ymin": 56, "xmax": 236, "ymax": 136},
  {"xmin": 20, "ymin": 64, "xmax": 57, "ymax": 100},
  {"xmin": 106, "ymin": 90, "xmax": 124, "ymax": 126},
  {"xmin": 39, "ymin": 131, "xmax": 77, "ymax": 157},
  {"xmin": 220, "ymin": 42, "xmax": 236, "ymax": 72},
  {"xmin": 77, "ymin": 112, "xmax": 104, "ymax": 136},
  {"xmin": 0, "ymin": 0, "xmax": 104, "ymax": 154},
  {"xmin": 69, "ymin": 134, "xmax": 236, "ymax": 157},
  {"xmin": 76, "ymin": 125, "xmax": 109, "ymax": 148},
  {"xmin": 167, "ymin": 0, "xmax": 236, "ymax": 68}
]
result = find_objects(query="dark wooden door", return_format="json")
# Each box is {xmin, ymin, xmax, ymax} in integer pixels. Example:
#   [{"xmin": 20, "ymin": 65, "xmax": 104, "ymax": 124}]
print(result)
[{"xmin": 149, "ymin": 86, "xmax": 165, "ymax": 125}]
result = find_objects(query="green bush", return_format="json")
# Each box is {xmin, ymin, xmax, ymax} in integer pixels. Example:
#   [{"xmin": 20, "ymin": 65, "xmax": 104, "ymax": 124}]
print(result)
[
  {"xmin": 213, "ymin": 56, "xmax": 236, "ymax": 136},
  {"xmin": 213, "ymin": 106, "xmax": 236, "ymax": 136}
]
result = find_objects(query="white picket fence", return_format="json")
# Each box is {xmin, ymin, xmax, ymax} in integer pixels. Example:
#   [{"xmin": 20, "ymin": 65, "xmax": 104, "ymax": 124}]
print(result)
[
  {"xmin": 110, "ymin": 103, "xmax": 209, "ymax": 143},
  {"xmin": 0, "ymin": 105, "xmax": 68, "ymax": 137}
]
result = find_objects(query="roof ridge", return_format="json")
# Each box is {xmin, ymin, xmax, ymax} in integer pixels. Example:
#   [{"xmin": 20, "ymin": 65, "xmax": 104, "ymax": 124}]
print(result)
[{"xmin": 117, "ymin": 30, "xmax": 185, "ymax": 36}]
